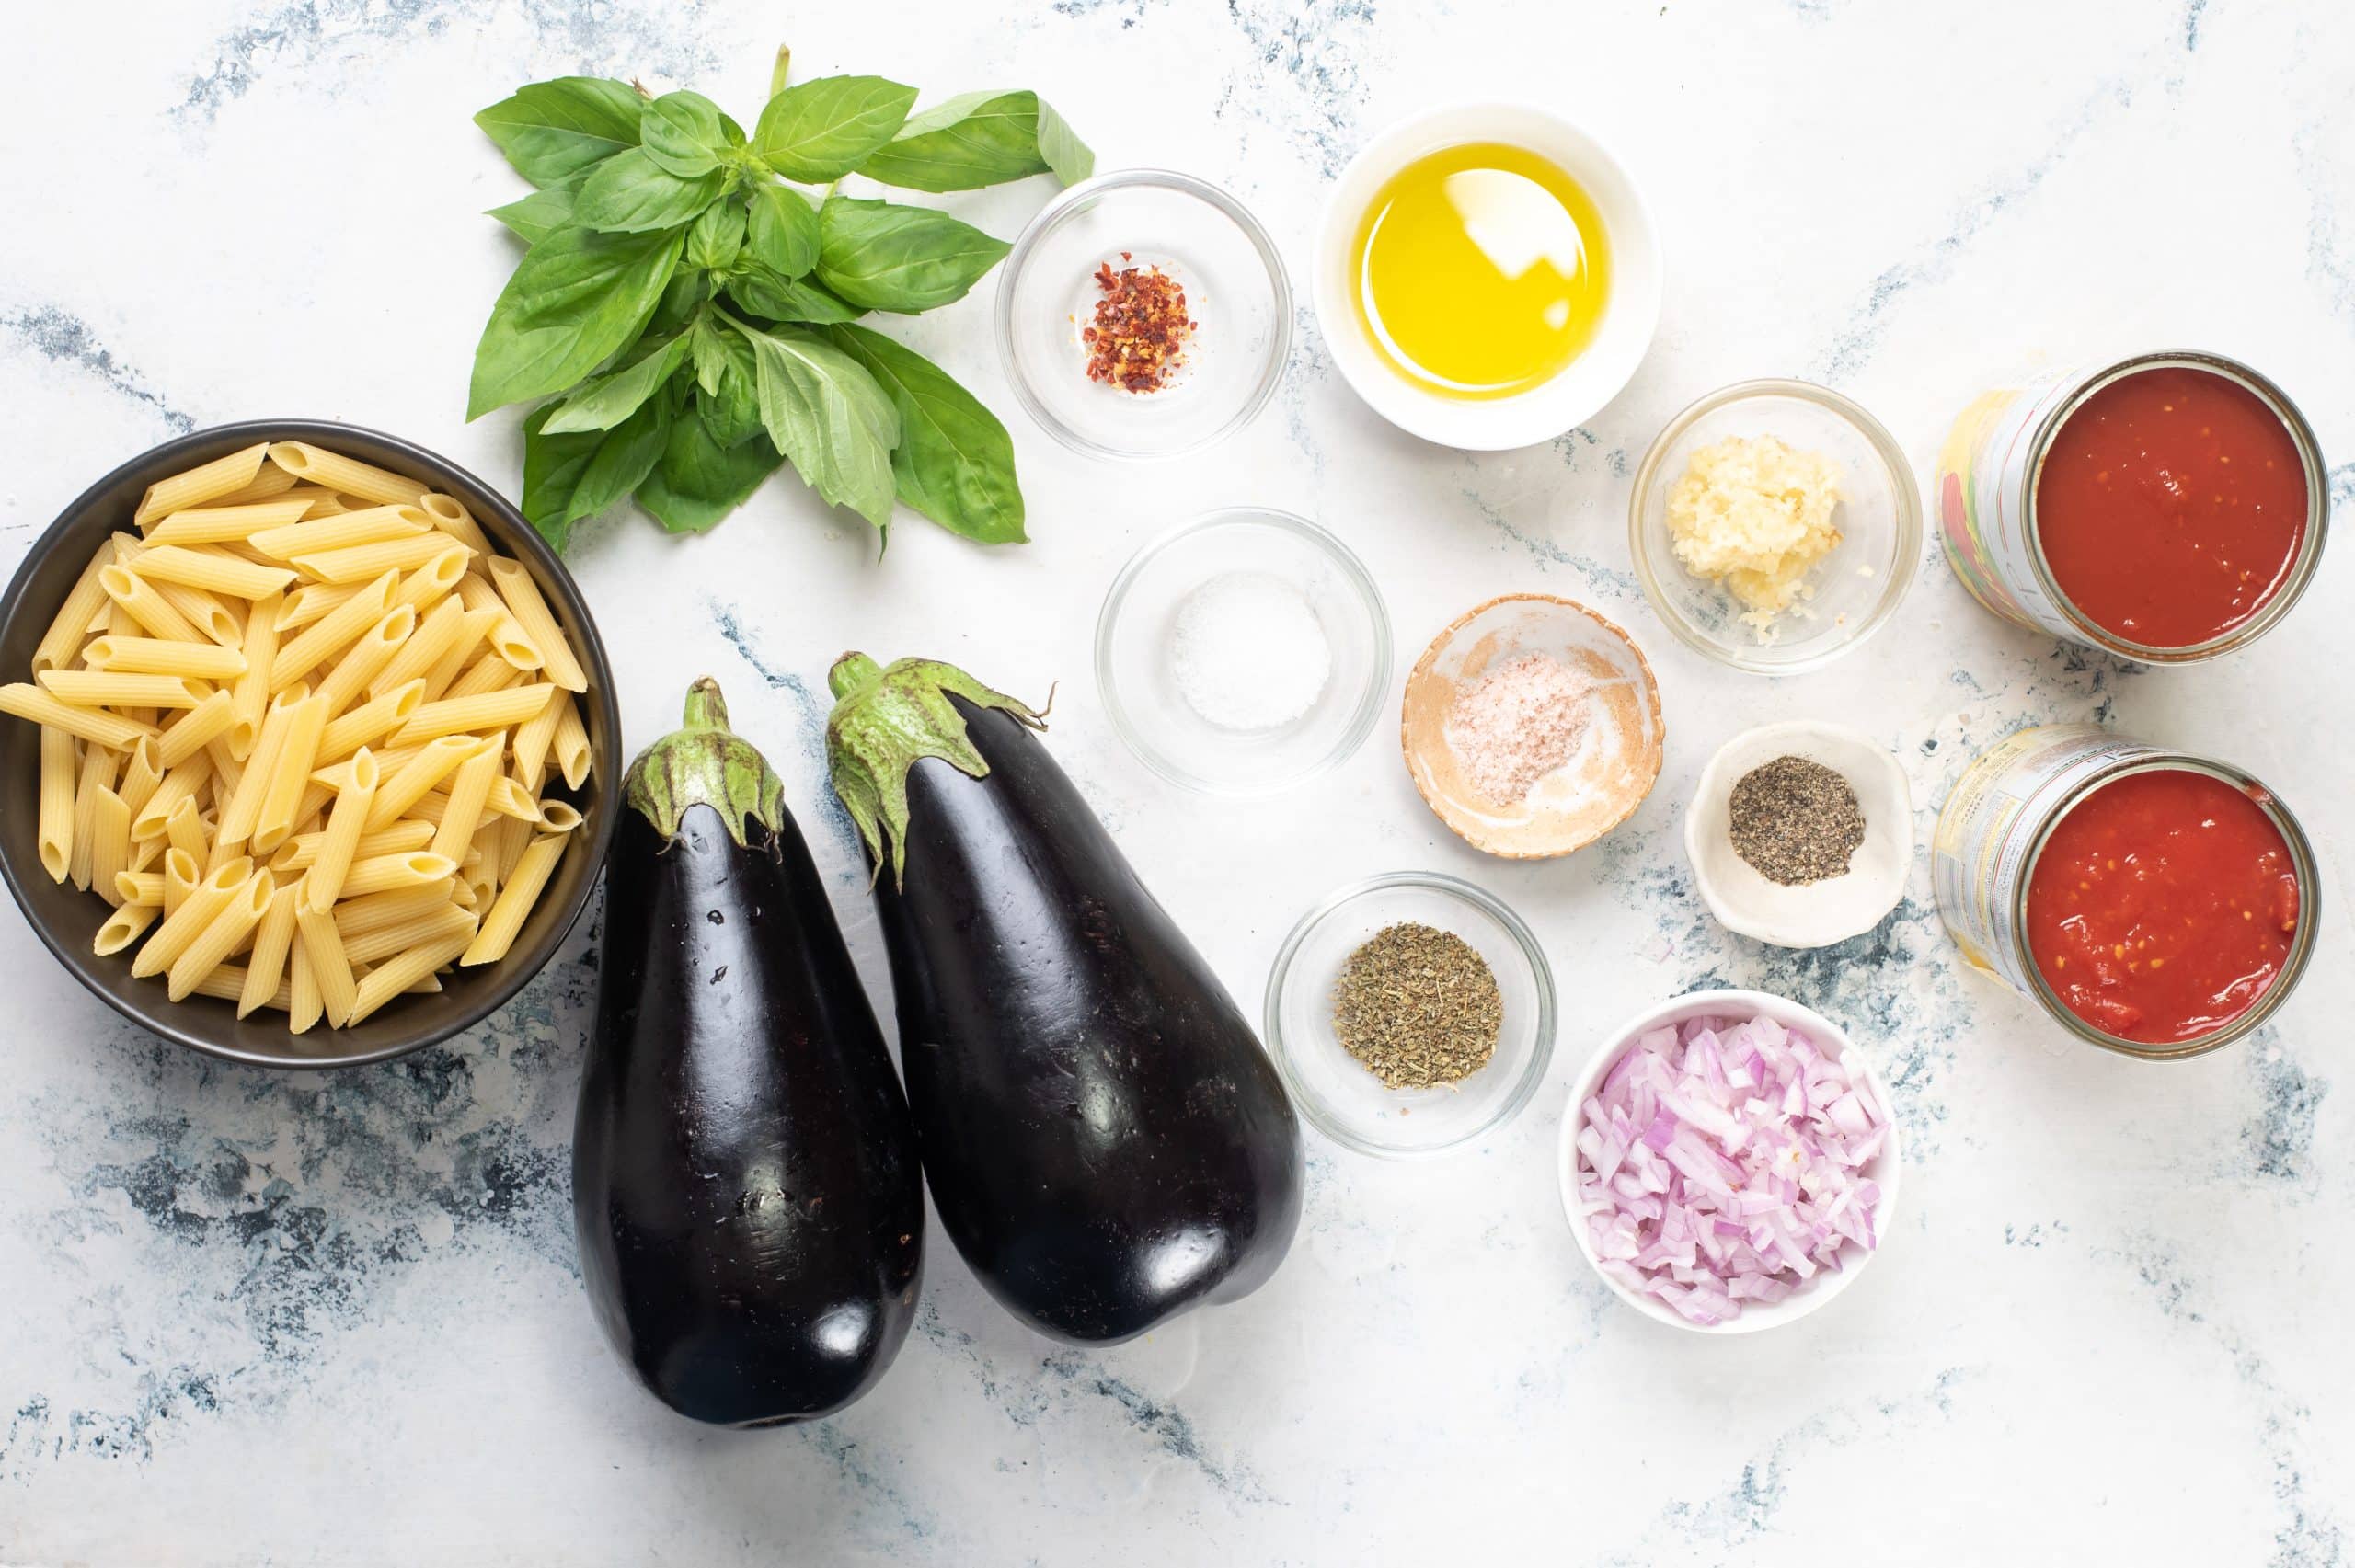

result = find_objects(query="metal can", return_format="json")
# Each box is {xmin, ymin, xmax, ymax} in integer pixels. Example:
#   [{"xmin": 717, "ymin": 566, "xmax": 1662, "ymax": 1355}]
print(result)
[
  {"xmin": 1932, "ymin": 725, "xmax": 2320, "ymax": 1060},
  {"xmin": 1932, "ymin": 350, "xmax": 2328, "ymax": 662}
]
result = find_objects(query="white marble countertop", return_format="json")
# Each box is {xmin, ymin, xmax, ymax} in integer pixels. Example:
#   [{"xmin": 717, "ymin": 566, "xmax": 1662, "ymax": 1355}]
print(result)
[{"xmin": 4, "ymin": 1, "xmax": 2351, "ymax": 1562}]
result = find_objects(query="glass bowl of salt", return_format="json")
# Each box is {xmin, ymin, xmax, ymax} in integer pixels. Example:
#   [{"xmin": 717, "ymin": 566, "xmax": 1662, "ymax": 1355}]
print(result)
[{"xmin": 1096, "ymin": 508, "xmax": 1392, "ymax": 795}]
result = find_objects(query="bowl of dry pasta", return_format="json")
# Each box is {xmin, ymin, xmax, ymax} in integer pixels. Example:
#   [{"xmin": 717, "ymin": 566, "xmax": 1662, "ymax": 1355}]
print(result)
[{"xmin": 0, "ymin": 421, "xmax": 618, "ymax": 1069}]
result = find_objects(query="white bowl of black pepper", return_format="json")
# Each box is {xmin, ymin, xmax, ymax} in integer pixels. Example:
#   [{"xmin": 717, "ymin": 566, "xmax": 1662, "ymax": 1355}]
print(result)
[
  {"xmin": 1683, "ymin": 722, "xmax": 1913, "ymax": 949},
  {"xmin": 1263, "ymin": 871, "xmax": 1557, "ymax": 1158}
]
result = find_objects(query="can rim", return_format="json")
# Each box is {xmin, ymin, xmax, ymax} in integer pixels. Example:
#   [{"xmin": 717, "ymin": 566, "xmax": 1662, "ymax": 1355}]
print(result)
[
  {"xmin": 2021, "ymin": 350, "xmax": 2330, "ymax": 663},
  {"xmin": 2013, "ymin": 753, "xmax": 2321, "ymax": 1060}
]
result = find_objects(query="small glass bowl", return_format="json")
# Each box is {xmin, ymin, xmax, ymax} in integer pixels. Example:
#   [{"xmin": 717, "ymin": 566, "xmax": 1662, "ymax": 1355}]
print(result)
[
  {"xmin": 995, "ymin": 168, "xmax": 1292, "ymax": 461},
  {"xmin": 1265, "ymin": 873, "xmax": 1556, "ymax": 1158},
  {"xmin": 1629, "ymin": 379, "xmax": 1922, "ymax": 674},
  {"xmin": 1097, "ymin": 508, "xmax": 1390, "ymax": 795}
]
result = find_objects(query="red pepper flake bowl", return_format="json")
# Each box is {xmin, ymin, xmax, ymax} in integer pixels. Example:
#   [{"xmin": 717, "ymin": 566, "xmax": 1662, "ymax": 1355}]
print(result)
[
  {"xmin": 995, "ymin": 168, "xmax": 1292, "ymax": 462},
  {"xmin": 1556, "ymin": 989, "xmax": 1904, "ymax": 1334}
]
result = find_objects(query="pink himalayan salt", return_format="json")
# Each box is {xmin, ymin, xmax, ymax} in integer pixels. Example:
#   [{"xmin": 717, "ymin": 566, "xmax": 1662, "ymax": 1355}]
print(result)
[{"xmin": 1447, "ymin": 652, "xmax": 1593, "ymax": 806}]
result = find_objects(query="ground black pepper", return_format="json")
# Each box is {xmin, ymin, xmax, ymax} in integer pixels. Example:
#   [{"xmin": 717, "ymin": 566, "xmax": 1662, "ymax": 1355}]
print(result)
[
  {"xmin": 1728, "ymin": 755, "xmax": 1865, "ymax": 886},
  {"xmin": 1329, "ymin": 922, "xmax": 1502, "ymax": 1090}
]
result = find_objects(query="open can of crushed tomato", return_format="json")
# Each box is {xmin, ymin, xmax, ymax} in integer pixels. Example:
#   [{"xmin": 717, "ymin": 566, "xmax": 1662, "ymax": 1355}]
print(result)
[
  {"xmin": 1933, "ymin": 350, "xmax": 2328, "ymax": 663},
  {"xmin": 1933, "ymin": 726, "xmax": 2319, "ymax": 1060}
]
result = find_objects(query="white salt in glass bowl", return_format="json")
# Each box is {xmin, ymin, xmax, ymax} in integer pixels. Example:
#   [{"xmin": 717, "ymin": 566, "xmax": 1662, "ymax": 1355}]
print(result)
[
  {"xmin": 1557, "ymin": 989, "xmax": 1903, "ymax": 1335},
  {"xmin": 1267, "ymin": 871, "xmax": 1556, "ymax": 1158},
  {"xmin": 1096, "ymin": 508, "xmax": 1391, "ymax": 795},
  {"xmin": 1684, "ymin": 721, "xmax": 1913, "ymax": 949}
]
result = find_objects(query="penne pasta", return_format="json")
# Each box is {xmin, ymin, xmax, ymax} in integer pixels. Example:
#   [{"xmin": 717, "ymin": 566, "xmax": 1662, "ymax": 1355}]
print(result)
[
  {"xmin": 342, "ymin": 902, "xmax": 477, "ymax": 967},
  {"xmin": 98, "ymin": 563, "xmax": 202, "ymax": 643},
  {"xmin": 293, "ymin": 532, "xmax": 463, "ymax": 584},
  {"xmin": 144, "ymin": 498, "xmax": 315, "ymax": 545},
  {"xmin": 456, "ymin": 572, "xmax": 541, "ymax": 670},
  {"xmin": 131, "ymin": 545, "xmax": 295, "ymax": 601},
  {"xmin": 117, "ymin": 737, "xmax": 164, "ymax": 819},
  {"xmin": 161, "ymin": 848, "xmax": 199, "ymax": 921},
  {"xmin": 392, "ymin": 683, "xmax": 553, "ymax": 747},
  {"xmin": 431, "ymin": 734, "xmax": 504, "ymax": 864},
  {"xmin": 216, "ymin": 688, "xmax": 302, "ymax": 854},
  {"xmin": 272, "ymin": 818, "xmax": 433, "ymax": 873},
  {"xmin": 270, "ymin": 571, "xmax": 396, "ymax": 689},
  {"xmin": 167, "ymin": 869, "xmax": 273, "ymax": 1001},
  {"xmin": 305, "ymin": 748, "xmax": 378, "ymax": 911},
  {"xmin": 81, "ymin": 635, "xmax": 247, "ymax": 681},
  {"xmin": 289, "ymin": 930, "xmax": 324, "ymax": 1034},
  {"xmin": 68, "ymin": 746, "xmax": 119, "ymax": 891},
  {"xmin": 135, "ymin": 442, "xmax": 269, "ymax": 527},
  {"xmin": 156, "ymin": 689, "xmax": 238, "ymax": 769},
  {"xmin": 417, "ymin": 492, "xmax": 493, "ymax": 555},
  {"xmin": 33, "ymin": 544, "xmax": 115, "ymax": 672},
  {"xmin": 511, "ymin": 690, "xmax": 562, "ymax": 794},
  {"xmin": 276, "ymin": 579, "xmax": 364, "ymax": 632},
  {"xmin": 333, "ymin": 881, "xmax": 461, "ymax": 938},
  {"xmin": 367, "ymin": 598, "xmax": 465, "ymax": 702},
  {"xmin": 365, "ymin": 735, "xmax": 476, "ymax": 830},
  {"xmin": 247, "ymin": 506, "xmax": 431, "ymax": 560},
  {"xmin": 294, "ymin": 903, "xmax": 360, "ymax": 1027},
  {"xmin": 313, "ymin": 606, "xmax": 415, "ymax": 718},
  {"xmin": 38, "ymin": 726, "xmax": 75, "ymax": 880},
  {"xmin": 89, "ymin": 787, "xmax": 133, "ymax": 904},
  {"xmin": 462, "ymin": 833, "xmax": 564, "ymax": 966},
  {"xmin": 165, "ymin": 796, "xmax": 208, "ymax": 870},
  {"xmin": 239, "ymin": 881, "xmax": 302, "ymax": 1018},
  {"xmin": 95, "ymin": 902, "xmax": 162, "ymax": 956},
  {"xmin": 146, "ymin": 579, "xmax": 242, "ymax": 647},
  {"xmin": 317, "ymin": 680, "xmax": 424, "ymax": 763},
  {"xmin": 204, "ymin": 464, "xmax": 301, "ymax": 509},
  {"xmin": 1, "ymin": 684, "xmax": 155, "ymax": 750},
  {"xmin": 267, "ymin": 442, "xmax": 428, "ymax": 509},
  {"xmin": 535, "ymin": 799, "xmax": 584, "ymax": 833},
  {"xmin": 393, "ymin": 545, "xmax": 472, "ymax": 617},
  {"xmin": 350, "ymin": 927, "xmax": 476, "ymax": 1024},
  {"xmin": 115, "ymin": 870, "xmax": 166, "ymax": 909},
  {"xmin": 254, "ymin": 692, "xmax": 329, "ymax": 853},
  {"xmin": 485, "ymin": 558, "xmax": 588, "ymax": 693},
  {"xmin": 132, "ymin": 750, "xmax": 213, "ymax": 840},
  {"xmin": 551, "ymin": 692, "xmax": 591, "ymax": 790},
  {"xmin": 132, "ymin": 857, "xmax": 251, "ymax": 979},
  {"xmin": 338, "ymin": 851, "xmax": 457, "ymax": 899},
  {"xmin": 38, "ymin": 670, "xmax": 210, "ymax": 710}
]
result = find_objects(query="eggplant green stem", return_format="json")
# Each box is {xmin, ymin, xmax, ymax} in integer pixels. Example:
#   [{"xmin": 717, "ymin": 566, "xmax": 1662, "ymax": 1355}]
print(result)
[
  {"xmin": 623, "ymin": 676, "xmax": 787, "ymax": 848},
  {"xmin": 824, "ymin": 652, "xmax": 1048, "ymax": 887}
]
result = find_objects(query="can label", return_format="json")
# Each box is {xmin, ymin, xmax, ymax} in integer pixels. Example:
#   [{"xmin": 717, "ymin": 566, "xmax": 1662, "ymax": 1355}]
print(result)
[
  {"xmin": 1931, "ymin": 726, "xmax": 2165, "ymax": 995},
  {"xmin": 1931, "ymin": 373, "xmax": 2086, "ymax": 641}
]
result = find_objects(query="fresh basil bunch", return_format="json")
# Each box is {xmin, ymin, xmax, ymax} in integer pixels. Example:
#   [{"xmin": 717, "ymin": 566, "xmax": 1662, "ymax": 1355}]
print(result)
[{"xmin": 469, "ymin": 62, "xmax": 1091, "ymax": 550}]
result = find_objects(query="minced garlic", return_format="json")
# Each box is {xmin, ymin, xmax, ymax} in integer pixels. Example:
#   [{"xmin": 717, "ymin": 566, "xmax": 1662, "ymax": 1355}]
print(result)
[{"xmin": 1664, "ymin": 435, "xmax": 1844, "ymax": 640}]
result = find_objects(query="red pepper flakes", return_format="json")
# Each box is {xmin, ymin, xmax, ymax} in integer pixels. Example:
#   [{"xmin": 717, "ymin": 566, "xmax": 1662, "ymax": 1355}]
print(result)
[{"xmin": 1081, "ymin": 252, "xmax": 1195, "ymax": 393}]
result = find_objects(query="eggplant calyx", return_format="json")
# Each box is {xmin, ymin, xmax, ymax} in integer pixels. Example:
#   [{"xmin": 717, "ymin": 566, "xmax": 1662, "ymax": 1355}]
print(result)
[
  {"xmin": 824, "ymin": 652, "xmax": 1048, "ymax": 887},
  {"xmin": 622, "ymin": 676, "xmax": 787, "ymax": 848}
]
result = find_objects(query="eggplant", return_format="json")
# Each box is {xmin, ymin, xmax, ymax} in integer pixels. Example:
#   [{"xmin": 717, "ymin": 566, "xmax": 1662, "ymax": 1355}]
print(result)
[
  {"xmin": 824, "ymin": 654, "xmax": 1302, "ymax": 1345},
  {"xmin": 573, "ymin": 678, "xmax": 923, "ymax": 1425}
]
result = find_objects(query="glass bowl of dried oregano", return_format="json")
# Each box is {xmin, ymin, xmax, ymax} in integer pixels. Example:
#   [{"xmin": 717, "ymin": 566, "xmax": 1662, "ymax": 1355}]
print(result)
[{"xmin": 1263, "ymin": 870, "xmax": 1556, "ymax": 1158}]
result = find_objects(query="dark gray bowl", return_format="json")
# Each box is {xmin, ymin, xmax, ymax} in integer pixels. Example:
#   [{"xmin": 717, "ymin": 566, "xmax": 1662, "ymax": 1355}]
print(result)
[{"xmin": 0, "ymin": 419, "xmax": 619, "ymax": 1070}]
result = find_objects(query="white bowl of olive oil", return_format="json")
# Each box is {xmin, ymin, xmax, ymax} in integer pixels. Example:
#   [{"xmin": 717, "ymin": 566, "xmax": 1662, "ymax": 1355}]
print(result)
[{"xmin": 1314, "ymin": 103, "xmax": 1662, "ymax": 451}]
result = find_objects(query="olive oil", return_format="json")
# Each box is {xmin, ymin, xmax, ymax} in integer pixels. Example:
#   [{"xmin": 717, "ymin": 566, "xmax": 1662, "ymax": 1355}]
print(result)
[{"xmin": 1350, "ymin": 142, "xmax": 1612, "ymax": 400}]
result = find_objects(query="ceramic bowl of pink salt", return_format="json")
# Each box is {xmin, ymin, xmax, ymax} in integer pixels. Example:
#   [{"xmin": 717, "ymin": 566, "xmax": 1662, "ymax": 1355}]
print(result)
[{"xmin": 1401, "ymin": 594, "xmax": 1665, "ymax": 858}]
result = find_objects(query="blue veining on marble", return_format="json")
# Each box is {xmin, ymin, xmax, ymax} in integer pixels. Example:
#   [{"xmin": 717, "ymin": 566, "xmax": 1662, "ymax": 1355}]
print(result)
[
  {"xmin": 175, "ymin": 0, "xmax": 722, "ymax": 122},
  {"xmin": 1220, "ymin": 0, "xmax": 1381, "ymax": 177},
  {"xmin": 1817, "ymin": 76, "xmax": 2139, "ymax": 381},
  {"xmin": 0, "ymin": 306, "xmax": 193, "ymax": 434},
  {"xmin": 1038, "ymin": 1354, "xmax": 1271, "ymax": 1501},
  {"xmin": 706, "ymin": 596, "xmax": 861, "ymax": 861},
  {"xmin": 2111, "ymin": 1242, "xmax": 2347, "ymax": 1565},
  {"xmin": 2240, "ymin": 1033, "xmax": 2328, "ymax": 1193}
]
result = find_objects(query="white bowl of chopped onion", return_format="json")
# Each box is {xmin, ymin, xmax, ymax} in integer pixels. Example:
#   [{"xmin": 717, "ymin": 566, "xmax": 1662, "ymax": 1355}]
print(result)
[{"xmin": 1557, "ymin": 989, "xmax": 1901, "ymax": 1333}]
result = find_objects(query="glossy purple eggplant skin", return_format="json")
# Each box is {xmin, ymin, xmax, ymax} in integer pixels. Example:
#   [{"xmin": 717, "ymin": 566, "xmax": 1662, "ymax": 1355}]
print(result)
[
  {"xmin": 574, "ymin": 801, "xmax": 924, "ymax": 1425},
  {"xmin": 875, "ymin": 699, "xmax": 1304, "ymax": 1345}
]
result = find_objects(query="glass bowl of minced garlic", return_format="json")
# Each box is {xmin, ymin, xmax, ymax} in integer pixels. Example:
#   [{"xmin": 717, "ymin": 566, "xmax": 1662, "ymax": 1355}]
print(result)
[{"xmin": 1629, "ymin": 379, "xmax": 1922, "ymax": 675}]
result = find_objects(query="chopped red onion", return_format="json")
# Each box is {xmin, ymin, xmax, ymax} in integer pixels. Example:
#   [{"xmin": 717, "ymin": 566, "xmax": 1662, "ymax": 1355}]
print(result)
[{"xmin": 1575, "ymin": 1013, "xmax": 1890, "ymax": 1324}]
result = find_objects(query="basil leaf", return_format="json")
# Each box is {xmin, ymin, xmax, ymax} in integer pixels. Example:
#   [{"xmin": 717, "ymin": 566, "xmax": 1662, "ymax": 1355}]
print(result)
[
  {"xmin": 575, "ymin": 146, "xmax": 727, "ymax": 234},
  {"xmin": 467, "ymin": 225, "xmax": 685, "ymax": 418},
  {"xmin": 690, "ymin": 320, "xmax": 764, "ymax": 448},
  {"xmin": 488, "ymin": 176, "xmax": 583, "ymax": 245},
  {"xmin": 737, "ymin": 320, "xmax": 900, "ymax": 526},
  {"xmin": 685, "ymin": 200, "xmax": 745, "ymax": 272},
  {"xmin": 752, "ymin": 74, "xmax": 917, "ymax": 181},
  {"xmin": 637, "ymin": 417, "xmax": 785, "ymax": 534},
  {"xmin": 856, "ymin": 90, "xmax": 1092, "ymax": 192},
  {"xmin": 815, "ymin": 197, "xmax": 1011, "ymax": 313},
  {"xmin": 475, "ymin": 76, "xmax": 644, "ymax": 187},
  {"xmin": 649, "ymin": 268, "xmax": 708, "ymax": 335},
  {"xmin": 542, "ymin": 328, "xmax": 695, "ymax": 432},
  {"xmin": 1033, "ymin": 98, "xmax": 1094, "ymax": 187},
  {"xmin": 744, "ymin": 183, "xmax": 820, "ymax": 278},
  {"xmin": 567, "ymin": 395, "xmax": 672, "ymax": 521},
  {"xmin": 830, "ymin": 325, "xmax": 1023, "ymax": 544},
  {"xmin": 521, "ymin": 405, "xmax": 602, "ymax": 548},
  {"xmin": 727, "ymin": 265, "xmax": 864, "ymax": 324},
  {"xmin": 640, "ymin": 89, "xmax": 729, "ymax": 177}
]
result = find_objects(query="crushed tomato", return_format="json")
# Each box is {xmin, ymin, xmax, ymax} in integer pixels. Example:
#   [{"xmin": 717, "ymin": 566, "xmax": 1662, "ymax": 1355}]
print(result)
[{"xmin": 2026, "ymin": 767, "xmax": 2299, "ymax": 1045}]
